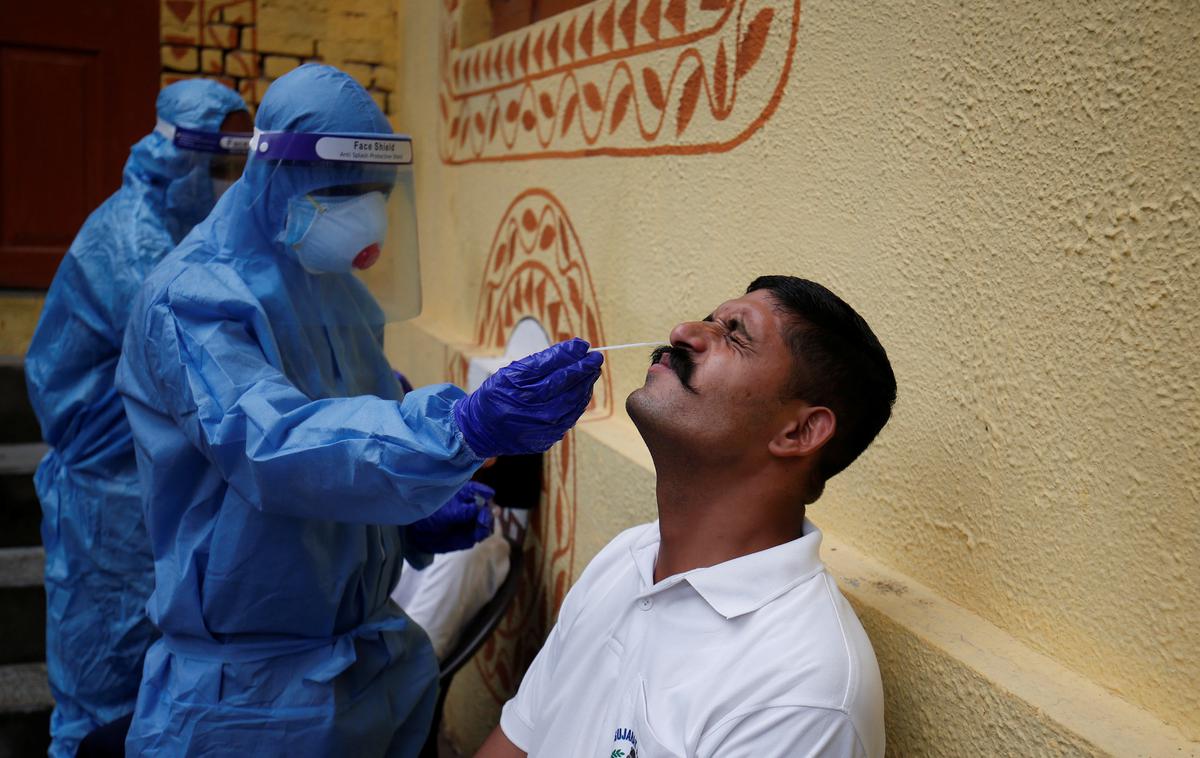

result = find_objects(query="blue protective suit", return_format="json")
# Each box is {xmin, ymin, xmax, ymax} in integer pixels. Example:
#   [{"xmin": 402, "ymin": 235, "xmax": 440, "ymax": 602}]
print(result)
[
  {"xmin": 114, "ymin": 65, "xmax": 483, "ymax": 756},
  {"xmin": 24, "ymin": 80, "xmax": 246, "ymax": 758}
]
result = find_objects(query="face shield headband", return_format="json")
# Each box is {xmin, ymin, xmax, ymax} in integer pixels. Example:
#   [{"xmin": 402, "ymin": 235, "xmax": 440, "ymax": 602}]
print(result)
[
  {"xmin": 246, "ymin": 128, "xmax": 422, "ymax": 324},
  {"xmin": 247, "ymin": 129, "xmax": 413, "ymax": 166},
  {"xmin": 155, "ymin": 118, "xmax": 252, "ymax": 155}
]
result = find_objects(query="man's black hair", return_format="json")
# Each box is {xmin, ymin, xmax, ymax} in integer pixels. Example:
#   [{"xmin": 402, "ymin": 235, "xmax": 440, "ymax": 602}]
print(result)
[{"xmin": 747, "ymin": 276, "xmax": 897, "ymax": 485}]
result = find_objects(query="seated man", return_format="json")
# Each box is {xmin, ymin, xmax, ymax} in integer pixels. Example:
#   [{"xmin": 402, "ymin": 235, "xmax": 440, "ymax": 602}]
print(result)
[{"xmin": 477, "ymin": 276, "xmax": 897, "ymax": 758}]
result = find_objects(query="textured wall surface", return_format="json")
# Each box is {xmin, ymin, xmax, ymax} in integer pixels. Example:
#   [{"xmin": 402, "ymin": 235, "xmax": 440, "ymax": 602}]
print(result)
[
  {"xmin": 789, "ymin": 0, "xmax": 1200, "ymax": 736},
  {"xmin": 0, "ymin": 295, "xmax": 45, "ymax": 356},
  {"xmin": 387, "ymin": 0, "xmax": 1200, "ymax": 750},
  {"xmin": 822, "ymin": 531, "xmax": 1195, "ymax": 757},
  {"xmin": 859, "ymin": 608, "xmax": 1104, "ymax": 758},
  {"xmin": 160, "ymin": 0, "xmax": 397, "ymax": 112}
]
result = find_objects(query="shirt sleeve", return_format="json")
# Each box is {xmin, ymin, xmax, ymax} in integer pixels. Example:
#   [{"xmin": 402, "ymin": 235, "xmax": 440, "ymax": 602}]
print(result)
[
  {"xmin": 499, "ymin": 616, "xmax": 566, "ymax": 751},
  {"xmin": 697, "ymin": 706, "xmax": 870, "ymax": 758},
  {"xmin": 498, "ymin": 529, "xmax": 612, "ymax": 750}
]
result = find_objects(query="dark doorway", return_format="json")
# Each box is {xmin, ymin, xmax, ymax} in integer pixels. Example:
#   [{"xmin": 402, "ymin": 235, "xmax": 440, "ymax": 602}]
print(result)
[{"xmin": 0, "ymin": 0, "xmax": 159, "ymax": 289}]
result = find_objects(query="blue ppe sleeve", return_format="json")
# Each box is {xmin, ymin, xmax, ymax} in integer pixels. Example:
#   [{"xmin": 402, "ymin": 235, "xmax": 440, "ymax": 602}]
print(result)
[
  {"xmin": 453, "ymin": 338, "xmax": 604, "ymax": 458},
  {"xmin": 406, "ymin": 481, "xmax": 495, "ymax": 554},
  {"xmin": 132, "ymin": 265, "xmax": 482, "ymax": 525},
  {"xmin": 28, "ymin": 80, "xmax": 246, "ymax": 452},
  {"xmin": 26, "ymin": 251, "xmax": 129, "ymax": 451}
]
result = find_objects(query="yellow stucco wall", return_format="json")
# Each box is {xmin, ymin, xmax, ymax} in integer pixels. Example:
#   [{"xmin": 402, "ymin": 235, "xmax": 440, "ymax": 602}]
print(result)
[
  {"xmin": 0, "ymin": 294, "xmax": 44, "ymax": 357},
  {"xmin": 388, "ymin": 0, "xmax": 1200, "ymax": 752}
]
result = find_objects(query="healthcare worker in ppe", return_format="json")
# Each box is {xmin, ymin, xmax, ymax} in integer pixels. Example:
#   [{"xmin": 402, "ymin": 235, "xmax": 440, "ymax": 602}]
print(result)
[
  {"xmin": 114, "ymin": 64, "xmax": 603, "ymax": 756},
  {"xmin": 23, "ymin": 79, "xmax": 251, "ymax": 758}
]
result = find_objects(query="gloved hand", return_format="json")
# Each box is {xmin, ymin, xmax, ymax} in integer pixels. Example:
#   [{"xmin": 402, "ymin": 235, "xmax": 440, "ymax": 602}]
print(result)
[
  {"xmin": 453, "ymin": 338, "xmax": 604, "ymax": 458},
  {"xmin": 406, "ymin": 482, "xmax": 496, "ymax": 554}
]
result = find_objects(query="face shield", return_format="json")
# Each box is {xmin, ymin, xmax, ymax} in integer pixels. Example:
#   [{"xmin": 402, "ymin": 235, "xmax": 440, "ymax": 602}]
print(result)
[
  {"xmin": 155, "ymin": 118, "xmax": 251, "ymax": 202},
  {"xmin": 248, "ymin": 129, "xmax": 421, "ymax": 322}
]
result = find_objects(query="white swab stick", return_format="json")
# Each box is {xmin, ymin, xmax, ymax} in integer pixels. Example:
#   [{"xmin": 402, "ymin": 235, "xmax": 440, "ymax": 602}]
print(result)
[{"xmin": 588, "ymin": 341, "xmax": 666, "ymax": 353}]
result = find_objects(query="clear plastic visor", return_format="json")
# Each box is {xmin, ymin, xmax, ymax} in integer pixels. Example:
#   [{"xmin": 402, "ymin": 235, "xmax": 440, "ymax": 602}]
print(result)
[
  {"xmin": 248, "ymin": 130, "xmax": 420, "ymax": 325},
  {"xmin": 156, "ymin": 118, "xmax": 250, "ymax": 183}
]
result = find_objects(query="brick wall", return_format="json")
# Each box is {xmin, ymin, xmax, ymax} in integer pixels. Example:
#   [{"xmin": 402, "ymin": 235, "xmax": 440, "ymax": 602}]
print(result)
[{"xmin": 160, "ymin": 0, "xmax": 396, "ymax": 115}]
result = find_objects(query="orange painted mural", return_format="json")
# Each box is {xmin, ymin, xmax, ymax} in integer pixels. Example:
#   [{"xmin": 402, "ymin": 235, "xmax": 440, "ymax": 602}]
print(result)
[
  {"xmin": 446, "ymin": 189, "xmax": 611, "ymax": 702},
  {"xmin": 438, "ymin": 0, "xmax": 802, "ymax": 163}
]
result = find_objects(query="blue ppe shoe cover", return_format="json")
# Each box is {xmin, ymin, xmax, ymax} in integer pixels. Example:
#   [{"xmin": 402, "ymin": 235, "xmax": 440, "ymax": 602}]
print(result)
[
  {"xmin": 23, "ymin": 78, "xmax": 246, "ymax": 758},
  {"xmin": 114, "ymin": 64, "xmax": 484, "ymax": 757},
  {"xmin": 453, "ymin": 338, "xmax": 605, "ymax": 458}
]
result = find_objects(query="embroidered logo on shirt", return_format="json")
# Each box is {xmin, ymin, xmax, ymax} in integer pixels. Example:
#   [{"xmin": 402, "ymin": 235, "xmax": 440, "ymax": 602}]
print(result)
[{"xmin": 611, "ymin": 727, "xmax": 638, "ymax": 758}]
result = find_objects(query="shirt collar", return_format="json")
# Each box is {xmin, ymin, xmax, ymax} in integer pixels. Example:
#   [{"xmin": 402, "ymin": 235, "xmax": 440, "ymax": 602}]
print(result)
[{"xmin": 629, "ymin": 519, "xmax": 826, "ymax": 619}]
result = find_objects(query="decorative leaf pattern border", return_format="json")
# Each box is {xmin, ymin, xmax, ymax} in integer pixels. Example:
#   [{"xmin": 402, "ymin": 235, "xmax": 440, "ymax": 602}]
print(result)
[
  {"xmin": 445, "ymin": 189, "xmax": 611, "ymax": 702},
  {"xmin": 439, "ymin": 0, "xmax": 802, "ymax": 162}
]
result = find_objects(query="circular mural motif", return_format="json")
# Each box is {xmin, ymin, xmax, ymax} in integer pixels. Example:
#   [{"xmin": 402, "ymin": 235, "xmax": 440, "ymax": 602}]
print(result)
[{"xmin": 446, "ymin": 188, "xmax": 611, "ymax": 702}]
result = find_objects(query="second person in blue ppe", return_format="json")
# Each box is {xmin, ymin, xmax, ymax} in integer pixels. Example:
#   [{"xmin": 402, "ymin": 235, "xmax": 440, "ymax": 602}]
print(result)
[
  {"xmin": 114, "ymin": 64, "xmax": 603, "ymax": 756},
  {"xmin": 23, "ymin": 79, "xmax": 250, "ymax": 758}
]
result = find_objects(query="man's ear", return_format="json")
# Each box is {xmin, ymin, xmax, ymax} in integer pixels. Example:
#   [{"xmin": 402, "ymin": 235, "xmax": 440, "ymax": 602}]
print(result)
[{"xmin": 768, "ymin": 405, "xmax": 836, "ymax": 459}]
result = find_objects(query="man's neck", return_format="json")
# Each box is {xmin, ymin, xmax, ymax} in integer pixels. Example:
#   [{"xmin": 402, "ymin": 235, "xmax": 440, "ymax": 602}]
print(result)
[{"xmin": 650, "ymin": 451, "xmax": 806, "ymax": 584}]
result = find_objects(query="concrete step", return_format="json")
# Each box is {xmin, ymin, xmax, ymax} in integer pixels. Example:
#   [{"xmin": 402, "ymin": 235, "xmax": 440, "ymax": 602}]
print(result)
[
  {"xmin": 0, "ymin": 443, "xmax": 45, "ymax": 476},
  {"xmin": 0, "ymin": 358, "xmax": 39, "ymax": 445},
  {"xmin": 0, "ymin": 443, "xmax": 44, "ymax": 549},
  {"xmin": 0, "ymin": 547, "xmax": 45, "ymax": 665},
  {"xmin": 0, "ymin": 662, "xmax": 52, "ymax": 758}
]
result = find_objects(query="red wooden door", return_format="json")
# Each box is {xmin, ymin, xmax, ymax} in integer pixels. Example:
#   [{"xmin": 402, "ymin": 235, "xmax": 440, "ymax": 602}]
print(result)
[{"xmin": 0, "ymin": 0, "xmax": 159, "ymax": 289}]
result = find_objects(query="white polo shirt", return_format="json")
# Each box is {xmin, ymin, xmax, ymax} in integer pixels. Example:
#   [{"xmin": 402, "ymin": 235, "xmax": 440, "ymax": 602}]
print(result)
[{"xmin": 500, "ymin": 519, "xmax": 884, "ymax": 758}]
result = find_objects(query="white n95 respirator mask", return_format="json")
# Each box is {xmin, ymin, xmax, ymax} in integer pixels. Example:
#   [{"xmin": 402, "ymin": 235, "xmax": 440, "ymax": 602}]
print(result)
[
  {"xmin": 282, "ymin": 191, "xmax": 388, "ymax": 274},
  {"xmin": 251, "ymin": 128, "xmax": 420, "ymax": 320}
]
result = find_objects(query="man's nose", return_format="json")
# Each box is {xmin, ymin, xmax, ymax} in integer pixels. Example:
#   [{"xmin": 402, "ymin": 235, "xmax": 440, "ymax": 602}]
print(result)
[{"xmin": 669, "ymin": 321, "xmax": 714, "ymax": 353}]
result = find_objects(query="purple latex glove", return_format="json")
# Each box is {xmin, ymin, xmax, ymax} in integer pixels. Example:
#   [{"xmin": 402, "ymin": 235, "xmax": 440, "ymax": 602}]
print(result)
[
  {"xmin": 406, "ymin": 481, "xmax": 495, "ymax": 554},
  {"xmin": 453, "ymin": 338, "xmax": 604, "ymax": 458}
]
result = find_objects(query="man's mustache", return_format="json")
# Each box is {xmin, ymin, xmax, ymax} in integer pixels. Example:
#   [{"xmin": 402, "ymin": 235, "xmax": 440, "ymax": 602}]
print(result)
[{"xmin": 649, "ymin": 345, "xmax": 698, "ymax": 394}]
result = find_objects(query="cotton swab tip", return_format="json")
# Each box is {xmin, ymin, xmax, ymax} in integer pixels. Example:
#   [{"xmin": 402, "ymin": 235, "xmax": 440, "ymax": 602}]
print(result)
[{"xmin": 588, "ymin": 341, "xmax": 666, "ymax": 353}]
